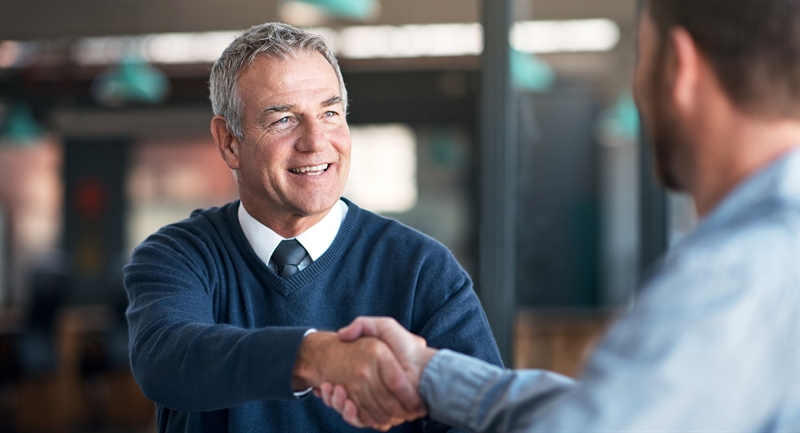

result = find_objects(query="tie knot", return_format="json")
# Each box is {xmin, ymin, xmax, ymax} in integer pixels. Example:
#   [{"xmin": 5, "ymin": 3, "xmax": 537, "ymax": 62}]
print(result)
[{"xmin": 272, "ymin": 239, "xmax": 307, "ymax": 278}]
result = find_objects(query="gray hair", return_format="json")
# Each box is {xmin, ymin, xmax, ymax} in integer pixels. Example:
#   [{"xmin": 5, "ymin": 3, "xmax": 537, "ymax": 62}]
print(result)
[{"xmin": 209, "ymin": 22, "xmax": 348, "ymax": 141}]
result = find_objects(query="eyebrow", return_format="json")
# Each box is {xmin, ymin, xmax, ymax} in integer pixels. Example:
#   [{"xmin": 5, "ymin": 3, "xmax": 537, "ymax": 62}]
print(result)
[
  {"xmin": 262, "ymin": 103, "xmax": 295, "ymax": 114},
  {"xmin": 322, "ymin": 96, "xmax": 344, "ymax": 107},
  {"xmin": 260, "ymin": 96, "xmax": 342, "ymax": 117}
]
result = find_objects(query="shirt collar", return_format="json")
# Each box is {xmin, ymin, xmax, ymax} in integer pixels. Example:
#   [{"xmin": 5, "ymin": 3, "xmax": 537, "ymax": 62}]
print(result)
[
  {"xmin": 237, "ymin": 199, "xmax": 349, "ymax": 266},
  {"xmin": 702, "ymin": 147, "xmax": 800, "ymax": 230}
]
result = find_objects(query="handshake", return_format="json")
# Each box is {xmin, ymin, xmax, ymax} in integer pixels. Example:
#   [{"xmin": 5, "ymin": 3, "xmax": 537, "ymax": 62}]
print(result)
[{"xmin": 292, "ymin": 317, "xmax": 439, "ymax": 431}]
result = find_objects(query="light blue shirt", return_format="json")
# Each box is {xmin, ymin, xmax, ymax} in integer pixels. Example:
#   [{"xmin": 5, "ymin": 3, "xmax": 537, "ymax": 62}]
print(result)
[{"xmin": 421, "ymin": 148, "xmax": 800, "ymax": 432}]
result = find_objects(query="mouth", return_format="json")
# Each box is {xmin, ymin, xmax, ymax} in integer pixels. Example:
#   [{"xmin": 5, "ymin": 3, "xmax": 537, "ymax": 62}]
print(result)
[{"xmin": 288, "ymin": 163, "xmax": 330, "ymax": 176}]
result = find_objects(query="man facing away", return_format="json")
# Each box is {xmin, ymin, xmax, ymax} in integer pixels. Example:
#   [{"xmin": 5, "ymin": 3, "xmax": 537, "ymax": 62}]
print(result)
[
  {"xmin": 321, "ymin": 1, "xmax": 800, "ymax": 431},
  {"xmin": 123, "ymin": 23, "xmax": 502, "ymax": 432}
]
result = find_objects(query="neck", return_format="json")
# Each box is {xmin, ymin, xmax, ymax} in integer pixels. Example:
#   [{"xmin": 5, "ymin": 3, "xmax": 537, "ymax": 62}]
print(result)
[
  {"xmin": 240, "ymin": 199, "xmax": 332, "ymax": 238},
  {"xmin": 688, "ymin": 111, "xmax": 800, "ymax": 217}
]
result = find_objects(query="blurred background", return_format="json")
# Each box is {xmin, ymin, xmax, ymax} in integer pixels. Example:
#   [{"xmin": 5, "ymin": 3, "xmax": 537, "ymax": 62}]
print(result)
[{"xmin": 0, "ymin": 0, "xmax": 698, "ymax": 431}]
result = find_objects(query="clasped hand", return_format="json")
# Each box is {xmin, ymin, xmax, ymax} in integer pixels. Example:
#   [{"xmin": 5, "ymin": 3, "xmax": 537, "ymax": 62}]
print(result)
[{"xmin": 311, "ymin": 317, "xmax": 437, "ymax": 431}]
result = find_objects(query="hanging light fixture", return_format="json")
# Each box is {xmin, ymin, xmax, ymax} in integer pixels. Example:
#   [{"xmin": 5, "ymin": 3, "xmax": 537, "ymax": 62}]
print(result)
[
  {"xmin": 91, "ymin": 54, "xmax": 170, "ymax": 107},
  {"xmin": 510, "ymin": 50, "xmax": 555, "ymax": 92},
  {"xmin": 596, "ymin": 93, "xmax": 641, "ymax": 146},
  {"xmin": 0, "ymin": 102, "xmax": 47, "ymax": 147},
  {"xmin": 279, "ymin": 0, "xmax": 380, "ymax": 26}
]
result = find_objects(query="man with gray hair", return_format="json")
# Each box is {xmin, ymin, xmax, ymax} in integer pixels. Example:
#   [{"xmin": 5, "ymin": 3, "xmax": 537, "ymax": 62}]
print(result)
[{"xmin": 123, "ymin": 22, "xmax": 502, "ymax": 432}]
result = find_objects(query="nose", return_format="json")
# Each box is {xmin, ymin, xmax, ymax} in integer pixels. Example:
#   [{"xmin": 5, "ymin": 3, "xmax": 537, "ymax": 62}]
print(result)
[{"xmin": 295, "ymin": 119, "xmax": 328, "ymax": 153}]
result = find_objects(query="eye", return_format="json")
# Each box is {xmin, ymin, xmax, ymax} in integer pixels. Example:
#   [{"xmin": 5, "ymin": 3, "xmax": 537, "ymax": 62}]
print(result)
[
  {"xmin": 324, "ymin": 111, "xmax": 338, "ymax": 117},
  {"xmin": 269, "ymin": 116, "xmax": 295, "ymax": 130}
]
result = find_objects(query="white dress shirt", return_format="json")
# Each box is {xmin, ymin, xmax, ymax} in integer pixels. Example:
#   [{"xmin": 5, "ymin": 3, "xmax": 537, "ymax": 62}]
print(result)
[{"xmin": 237, "ymin": 199, "xmax": 348, "ymax": 272}]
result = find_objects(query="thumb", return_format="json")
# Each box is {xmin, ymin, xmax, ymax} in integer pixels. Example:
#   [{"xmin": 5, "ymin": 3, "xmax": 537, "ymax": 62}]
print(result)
[
  {"xmin": 338, "ymin": 316, "xmax": 379, "ymax": 341},
  {"xmin": 340, "ymin": 317, "xmax": 424, "ymax": 364}
]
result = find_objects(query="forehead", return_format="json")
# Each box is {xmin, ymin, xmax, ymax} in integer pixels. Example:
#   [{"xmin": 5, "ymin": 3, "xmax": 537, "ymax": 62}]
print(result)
[{"xmin": 237, "ymin": 51, "xmax": 340, "ymax": 100}]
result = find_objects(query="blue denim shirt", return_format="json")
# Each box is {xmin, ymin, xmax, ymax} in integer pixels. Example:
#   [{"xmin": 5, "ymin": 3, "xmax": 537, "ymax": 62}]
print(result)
[{"xmin": 421, "ymin": 148, "xmax": 800, "ymax": 432}]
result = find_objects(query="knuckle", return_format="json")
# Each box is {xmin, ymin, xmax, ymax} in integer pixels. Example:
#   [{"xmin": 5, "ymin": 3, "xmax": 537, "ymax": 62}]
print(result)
[
  {"xmin": 353, "ymin": 363, "xmax": 373, "ymax": 381},
  {"xmin": 386, "ymin": 372, "xmax": 405, "ymax": 390}
]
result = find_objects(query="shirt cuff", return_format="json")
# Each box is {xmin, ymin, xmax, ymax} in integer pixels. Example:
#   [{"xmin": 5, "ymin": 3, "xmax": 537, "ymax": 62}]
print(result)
[
  {"xmin": 293, "ymin": 328, "xmax": 317, "ymax": 398},
  {"xmin": 420, "ymin": 349, "xmax": 504, "ymax": 430}
]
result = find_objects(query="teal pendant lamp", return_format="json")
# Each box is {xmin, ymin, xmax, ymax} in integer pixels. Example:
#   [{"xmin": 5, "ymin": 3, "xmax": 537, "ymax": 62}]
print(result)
[
  {"xmin": 294, "ymin": 0, "xmax": 378, "ymax": 20},
  {"xmin": 0, "ymin": 103, "xmax": 46, "ymax": 146},
  {"xmin": 92, "ymin": 55, "xmax": 170, "ymax": 106},
  {"xmin": 597, "ymin": 93, "xmax": 640, "ymax": 144},
  {"xmin": 511, "ymin": 50, "xmax": 555, "ymax": 92}
]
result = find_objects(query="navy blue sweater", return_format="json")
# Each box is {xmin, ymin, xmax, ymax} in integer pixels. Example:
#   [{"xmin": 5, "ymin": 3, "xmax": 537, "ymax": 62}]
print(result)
[{"xmin": 124, "ymin": 199, "xmax": 502, "ymax": 432}]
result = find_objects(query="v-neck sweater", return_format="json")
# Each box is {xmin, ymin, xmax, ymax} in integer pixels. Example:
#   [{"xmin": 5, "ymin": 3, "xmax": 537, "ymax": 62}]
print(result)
[{"xmin": 124, "ymin": 198, "xmax": 502, "ymax": 433}]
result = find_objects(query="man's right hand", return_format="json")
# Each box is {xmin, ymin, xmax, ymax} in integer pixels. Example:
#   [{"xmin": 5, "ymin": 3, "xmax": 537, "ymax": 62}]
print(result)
[
  {"xmin": 317, "ymin": 317, "xmax": 439, "ymax": 429},
  {"xmin": 292, "ymin": 331, "xmax": 426, "ymax": 430}
]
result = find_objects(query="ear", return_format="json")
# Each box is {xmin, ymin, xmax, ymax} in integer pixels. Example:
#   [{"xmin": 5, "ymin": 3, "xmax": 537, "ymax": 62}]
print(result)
[
  {"xmin": 667, "ymin": 27, "xmax": 702, "ymax": 115},
  {"xmin": 211, "ymin": 116, "xmax": 241, "ymax": 170}
]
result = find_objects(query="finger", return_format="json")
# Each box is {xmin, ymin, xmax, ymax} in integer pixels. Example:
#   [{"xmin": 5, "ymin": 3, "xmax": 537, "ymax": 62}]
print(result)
[
  {"xmin": 379, "ymin": 354, "xmax": 426, "ymax": 417},
  {"xmin": 340, "ymin": 317, "xmax": 427, "ymax": 376},
  {"xmin": 346, "ymin": 377, "xmax": 388, "ymax": 427},
  {"xmin": 331, "ymin": 385, "xmax": 407, "ymax": 430},
  {"xmin": 331, "ymin": 385, "xmax": 348, "ymax": 413},
  {"xmin": 343, "ymin": 340, "xmax": 406, "ymax": 425},
  {"xmin": 342, "ymin": 400, "xmax": 366, "ymax": 428},
  {"xmin": 331, "ymin": 385, "xmax": 406, "ymax": 430},
  {"xmin": 319, "ymin": 382, "xmax": 333, "ymax": 407},
  {"xmin": 364, "ymin": 354, "xmax": 422, "ymax": 422},
  {"xmin": 353, "ymin": 373, "xmax": 397, "ymax": 426},
  {"xmin": 361, "ymin": 318, "xmax": 411, "ymax": 356},
  {"xmin": 344, "ymin": 336, "xmax": 422, "ymax": 424}
]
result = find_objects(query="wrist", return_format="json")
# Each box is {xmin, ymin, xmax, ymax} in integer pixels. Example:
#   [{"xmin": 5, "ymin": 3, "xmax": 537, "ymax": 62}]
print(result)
[
  {"xmin": 411, "ymin": 347, "xmax": 437, "ymax": 386},
  {"xmin": 292, "ymin": 331, "xmax": 338, "ymax": 390}
]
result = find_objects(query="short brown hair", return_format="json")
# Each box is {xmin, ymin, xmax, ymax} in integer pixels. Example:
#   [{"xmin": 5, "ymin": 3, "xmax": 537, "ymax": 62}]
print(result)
[{"xmin": 647, "ymin": 0, "xmax": 800, "ymax": 118}]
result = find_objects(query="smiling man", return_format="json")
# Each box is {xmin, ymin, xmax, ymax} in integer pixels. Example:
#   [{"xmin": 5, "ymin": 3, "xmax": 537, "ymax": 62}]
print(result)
[{"xmin": 123, "ymin": 23, "xmax": 501, "ymax": 433}]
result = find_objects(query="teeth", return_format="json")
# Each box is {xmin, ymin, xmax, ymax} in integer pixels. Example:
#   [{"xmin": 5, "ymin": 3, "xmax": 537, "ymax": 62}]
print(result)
[{"xmin": 290, "ymin": 163, "xmax": 329, "ymax": 174}]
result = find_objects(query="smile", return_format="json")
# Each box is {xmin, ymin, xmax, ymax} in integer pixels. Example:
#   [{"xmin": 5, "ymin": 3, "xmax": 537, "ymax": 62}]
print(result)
[{"xmin": 288, "ymin": 163, "xmax": 330, "ymax": 176}]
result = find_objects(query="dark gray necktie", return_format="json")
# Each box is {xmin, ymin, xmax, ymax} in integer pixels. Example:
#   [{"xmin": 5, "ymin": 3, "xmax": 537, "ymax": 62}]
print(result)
[{"xmin": 272, "ymin": 239, "xmax": 308, "ymax": 278}]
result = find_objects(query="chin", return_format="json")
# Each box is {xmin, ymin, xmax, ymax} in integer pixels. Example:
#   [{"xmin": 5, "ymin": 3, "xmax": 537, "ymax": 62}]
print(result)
[
  {"xmin": 653, "ymin": 140, "xmax": 683, "ymax": 190},
  {"xmin": 293, "ymin": 194, "xmax": 340, "ymax": 217},
  {"xmin": 652, "ymin": 120, "xmax": 700, "ymax": 193}
]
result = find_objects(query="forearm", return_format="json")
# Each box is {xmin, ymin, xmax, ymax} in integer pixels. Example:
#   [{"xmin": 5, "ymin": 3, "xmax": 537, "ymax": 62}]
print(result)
[
  {"xmin": 129, "ymin": 318, "xmax": 309, "ymax": 411},
  {"xmin": 125, "ymin": 239, "xmax": 317, "ymax": 410},
  {"xmin": 420, "ymin": 350, "xmax": 576, "ymax": 433}
]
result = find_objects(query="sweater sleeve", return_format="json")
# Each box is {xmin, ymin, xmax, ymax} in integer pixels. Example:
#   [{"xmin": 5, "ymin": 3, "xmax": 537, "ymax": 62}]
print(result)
[
  {"xmin": 124, "ymin": 227, "xmax": 309, "ymax": 412},
  {"xmin": 410, "ymin": 248, "xmax": 503, "ymax": 369},
  {"xmin": 408, "ymin": 242, "xmax": 505, "ymax": 432}
]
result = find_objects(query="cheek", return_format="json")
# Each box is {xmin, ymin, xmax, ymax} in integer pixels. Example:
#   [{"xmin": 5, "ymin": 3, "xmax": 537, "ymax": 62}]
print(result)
[
  {"xmin": 331, "ymin": 128, "xmax": 351, "ymax": 156},
  {"xmin": 633, "ymin": 77, "xmax": 644, "ymax": 116},
  {"xmin": 634, "ymin": 64, "xmax": 657, "ymax": 128},
  {"xmin": 248, "ymin": 136, "xmax": 289, "ymax": 165},
  {"xmin": 338, "ymin": 141, "xmax": 351, "ymax": 160}
]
